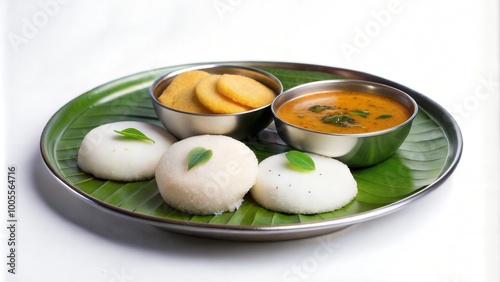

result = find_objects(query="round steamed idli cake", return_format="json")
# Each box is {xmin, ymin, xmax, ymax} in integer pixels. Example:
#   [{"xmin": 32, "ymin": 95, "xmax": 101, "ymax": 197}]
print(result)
[
  {"xmin": 251, "ymin": 152, "xmax": 357, "ymax": 214},
  {"xmin": 77, "ymin": 121, "xmax": 177, "ymax": 181},
  {"xmin": 155, "ymin": 135, "xmax": 258, "ymax": 215}
]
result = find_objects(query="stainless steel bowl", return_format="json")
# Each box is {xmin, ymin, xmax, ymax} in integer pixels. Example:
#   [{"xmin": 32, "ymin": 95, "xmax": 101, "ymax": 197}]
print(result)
[
  {"xmin": 272, "ymin": 80, "xmax": 418, "ymax": 167},
  {"xmin": 150, "ymin": 64, "xmax": 283, "ymax": 140}
]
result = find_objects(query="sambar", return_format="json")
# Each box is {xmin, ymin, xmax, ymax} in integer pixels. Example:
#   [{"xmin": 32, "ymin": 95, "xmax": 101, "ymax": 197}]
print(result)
[{"xmin": 276, "ymin": 91, "xmax": 411, "ymax": 134}]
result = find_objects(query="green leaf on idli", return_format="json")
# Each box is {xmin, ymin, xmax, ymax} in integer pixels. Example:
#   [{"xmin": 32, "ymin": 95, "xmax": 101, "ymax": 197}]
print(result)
[
  {"xmin": 285, "ymin": 150, "xmax": 315, "ymax": 171},
  {"xmin": 114, "ymin": 128, "xmax": 155, "ymax": 143},
  {"xmin": 187, "ymin": 147, "xmax": 213, "ymax": 171}
]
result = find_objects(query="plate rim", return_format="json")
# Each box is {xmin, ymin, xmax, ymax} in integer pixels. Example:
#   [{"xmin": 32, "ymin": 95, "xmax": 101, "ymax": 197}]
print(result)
[{"xmin": 39, "ymin": 61, "xmax": 463, "ymax": 241}]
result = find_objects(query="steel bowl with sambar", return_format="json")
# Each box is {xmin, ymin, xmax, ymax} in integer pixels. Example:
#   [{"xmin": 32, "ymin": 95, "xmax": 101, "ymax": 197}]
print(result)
[{"xmin": 272, "ymin": 79, "xmax": 418, "ymax": 167}]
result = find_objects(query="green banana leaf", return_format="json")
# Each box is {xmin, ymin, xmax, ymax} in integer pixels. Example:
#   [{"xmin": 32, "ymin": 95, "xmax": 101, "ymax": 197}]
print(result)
[{"xmin": 42, "ymin": 65, "xmax": 449, "ymax": 227}]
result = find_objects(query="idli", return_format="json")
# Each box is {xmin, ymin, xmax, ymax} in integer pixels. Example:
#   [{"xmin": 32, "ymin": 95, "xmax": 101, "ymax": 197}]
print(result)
[
  {"xmin": 251, "ymin": 152, "xmax": 357, "ymax": 214},
  {"xmin": 155, "ymin": 135, "xmax": 258, "ymax": 215},
  {"xmin": 78, "ymin": 121, "xmax": 177, "ymax": 181}
]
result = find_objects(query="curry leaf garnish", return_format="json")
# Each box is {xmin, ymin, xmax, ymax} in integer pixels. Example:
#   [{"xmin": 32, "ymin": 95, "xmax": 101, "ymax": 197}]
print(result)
[
  {"xmin": 376, "ymin": 114, "xmax": 393, "ymax": 119},
  {"xmin": 285, "ymin": 150, "xmax": 315, "ymax": 171},
  {"xmin": 322, "ymin": 114, "xmax": 358, "ymax": 127},
  {"xmin": 350, "ymin": 110, "xmax": 369, "ymax": 118},
  {"xmin": 114, "ymin": 128, "xmax": 155, "ymax": 143},
  {"xmin": 309, "ymin": 105, "xmax": 332, "ymax": 113},
  {"xmin": 187, "ymin": 147, "xmax": 213, "ymax": 171}
]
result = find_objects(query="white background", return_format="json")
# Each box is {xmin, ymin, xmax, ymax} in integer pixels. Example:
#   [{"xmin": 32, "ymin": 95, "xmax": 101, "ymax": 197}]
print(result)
[{"xmin": 1, "ymin": 0, "xmax": 499, "ymax": 281}]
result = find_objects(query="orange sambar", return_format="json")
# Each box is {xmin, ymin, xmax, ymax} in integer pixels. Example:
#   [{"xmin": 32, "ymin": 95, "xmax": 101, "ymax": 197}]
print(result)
[{"xmin": 276, "ymin": 91, "xmax": 411, "ymax": 134}]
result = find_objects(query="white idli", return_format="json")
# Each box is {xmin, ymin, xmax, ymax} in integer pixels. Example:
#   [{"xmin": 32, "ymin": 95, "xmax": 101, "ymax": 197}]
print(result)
[
  {"xmin": 155, "ymin": 135, "xmax": 258, "ymax": 215},
  {"xmin": 78, "ymin": 121, "xmax": 177, "ymax": 181},
  {"xmin": 251, "ymin": 152, "xmax": 357, "ymax": 214}
]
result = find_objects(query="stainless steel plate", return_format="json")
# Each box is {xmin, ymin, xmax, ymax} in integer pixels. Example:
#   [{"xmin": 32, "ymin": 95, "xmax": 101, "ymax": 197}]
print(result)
[{"xmin": 40, "ymin": 61, "xmax": 463, "ymax": 241}]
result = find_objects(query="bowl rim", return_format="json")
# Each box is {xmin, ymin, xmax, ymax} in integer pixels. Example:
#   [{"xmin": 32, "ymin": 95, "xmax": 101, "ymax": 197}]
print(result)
[
  {"xmin": 271, "ymin": 79, "xmax": 419, "ymax": 137},
  {"xmin": 149, "ymin": 63, "xmax": 284, "ymax": 116}
]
